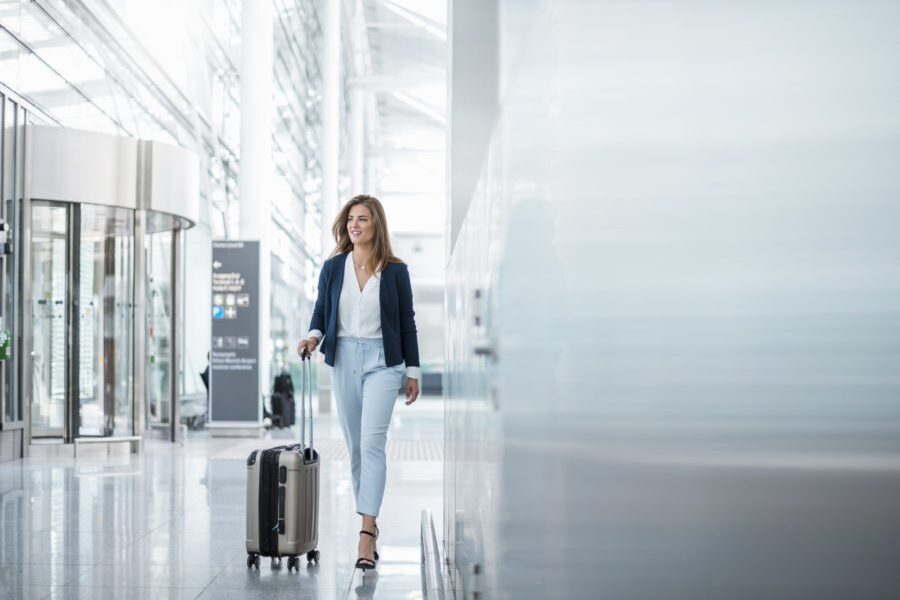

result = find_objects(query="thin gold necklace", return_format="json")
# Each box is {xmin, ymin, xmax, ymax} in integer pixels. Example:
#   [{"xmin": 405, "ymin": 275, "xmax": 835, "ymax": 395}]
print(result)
[{"xmin": 353, "ymin": 253, "xmax": 369, "ymax": 271}]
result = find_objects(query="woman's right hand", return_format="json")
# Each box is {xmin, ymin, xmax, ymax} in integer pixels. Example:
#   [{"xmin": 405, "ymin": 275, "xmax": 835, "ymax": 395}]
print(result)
[{"xmin": 297, "ymin": 337, "xmax": 319, "ymax": 358}]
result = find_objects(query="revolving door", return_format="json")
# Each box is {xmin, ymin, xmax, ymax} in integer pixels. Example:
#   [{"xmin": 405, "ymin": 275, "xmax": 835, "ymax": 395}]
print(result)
[
  {"xmin": 24, "ymin": 125, "xmax": 197, "ymax": 450},
  {"xmin": 29, "ymin": 202, "xmax": 135, "ymax": 440}
]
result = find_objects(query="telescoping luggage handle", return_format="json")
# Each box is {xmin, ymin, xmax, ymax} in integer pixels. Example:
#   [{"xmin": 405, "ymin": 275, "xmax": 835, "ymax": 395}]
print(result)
[{"xmin": 299, "ymin": 347, "xmax": 314, "ymax": 457}]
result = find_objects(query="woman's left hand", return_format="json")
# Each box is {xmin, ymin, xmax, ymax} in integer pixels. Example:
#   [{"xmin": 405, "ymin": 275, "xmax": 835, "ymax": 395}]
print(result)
[{"xmin": 405, "ymin": 378, "xmax": 419, "ymax": 405}]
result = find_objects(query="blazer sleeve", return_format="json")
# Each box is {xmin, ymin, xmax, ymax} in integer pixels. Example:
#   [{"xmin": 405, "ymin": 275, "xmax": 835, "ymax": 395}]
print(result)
[
  {"xmin": 308, "ymin": 260, "xmax": 329, "ymax": 336},
  {"xmin": 397, "ymin": 263, "xmax": 420, "ymax": 368}
]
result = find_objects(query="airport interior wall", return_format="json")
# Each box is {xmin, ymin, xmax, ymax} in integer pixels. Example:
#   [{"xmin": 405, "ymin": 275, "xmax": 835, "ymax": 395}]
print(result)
[{"xmin": 444, "ymin": 1, "xmax": 900, "ymax": 597}]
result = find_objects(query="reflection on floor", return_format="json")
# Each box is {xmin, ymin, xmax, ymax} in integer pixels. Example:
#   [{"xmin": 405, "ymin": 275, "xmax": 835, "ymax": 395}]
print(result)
[{"xmin": 0, "ymin": 398, "xmax": 444, "ymax": 600}]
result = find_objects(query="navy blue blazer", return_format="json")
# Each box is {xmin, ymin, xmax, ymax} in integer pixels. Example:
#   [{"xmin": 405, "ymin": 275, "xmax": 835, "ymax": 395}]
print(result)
[{"xmin": 308, "ymin": 253, "xmax": 420, "ymax": 370}]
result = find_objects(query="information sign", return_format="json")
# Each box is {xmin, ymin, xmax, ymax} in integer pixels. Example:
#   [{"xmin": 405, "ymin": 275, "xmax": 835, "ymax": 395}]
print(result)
[{"xmin": 210, "ymin": 241, "xmax": 260, "ymax": 422}]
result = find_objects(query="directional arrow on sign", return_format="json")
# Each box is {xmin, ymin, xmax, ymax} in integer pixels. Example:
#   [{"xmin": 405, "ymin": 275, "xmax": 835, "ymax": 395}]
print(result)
[{"xmin": 213, "ymin": 260, "xmax": 222, "ymax": 269}]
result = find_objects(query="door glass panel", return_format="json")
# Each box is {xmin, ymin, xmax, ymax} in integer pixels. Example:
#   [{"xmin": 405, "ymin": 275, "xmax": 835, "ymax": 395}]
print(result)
[
  {"xmin": 78, "ymin": 205, "xmax": 134, "ymax": 436},
  {"xmin": 30, "ymin": 204, "xmax": 67, "ymax": 438},
  {"xmin": 146, "ymin": 224, "xmax": 172, "ymax": 428}
]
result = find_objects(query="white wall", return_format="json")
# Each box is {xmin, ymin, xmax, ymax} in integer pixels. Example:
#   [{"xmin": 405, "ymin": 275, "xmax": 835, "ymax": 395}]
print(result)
[
  {"xmin": 445, "ymin": 0, "xmax": 900, "ymax": 597},
  {"xmin": 446, "ymin": 0, "xmax": 497, "ymax": 254},
  {"xmin": 393, "ymin": 233, "xmax": 445, "ymax": 370}
]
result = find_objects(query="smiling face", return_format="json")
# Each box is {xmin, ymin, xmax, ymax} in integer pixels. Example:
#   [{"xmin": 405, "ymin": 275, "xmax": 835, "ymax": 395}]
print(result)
[{"xmin": 347, "ymin": 203, "xmax": 375, "ymax": 247}]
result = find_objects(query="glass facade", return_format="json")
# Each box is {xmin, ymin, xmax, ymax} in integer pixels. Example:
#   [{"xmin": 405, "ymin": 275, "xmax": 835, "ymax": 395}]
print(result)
[{"xmin": 0, "ymin": 0, "xmax": 350, "ymax": 443}]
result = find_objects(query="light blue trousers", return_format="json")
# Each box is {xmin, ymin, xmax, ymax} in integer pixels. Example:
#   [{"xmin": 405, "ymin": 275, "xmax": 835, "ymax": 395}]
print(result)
[{"xmin": 332, "ymin": 337, "xmax": 405, "ymax": 517}]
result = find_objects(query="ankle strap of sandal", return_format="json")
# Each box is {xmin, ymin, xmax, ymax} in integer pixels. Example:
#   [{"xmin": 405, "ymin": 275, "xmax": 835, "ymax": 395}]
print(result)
[{"xmin": 359, "ymin": 529, "xmax": 376, "ymax": 538}]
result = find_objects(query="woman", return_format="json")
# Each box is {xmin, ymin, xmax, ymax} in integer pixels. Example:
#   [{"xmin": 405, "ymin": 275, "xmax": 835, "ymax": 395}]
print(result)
[{"xmin": 297, "ymin": 194, "xmax": 420, "ymax": 571}]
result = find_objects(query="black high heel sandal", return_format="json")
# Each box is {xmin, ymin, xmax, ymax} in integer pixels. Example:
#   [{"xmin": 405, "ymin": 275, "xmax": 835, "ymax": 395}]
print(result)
[
  {"xmin": 373, "ymin": 523, "xmax": 379, "ymax": 561},
  {"xmin": 355, "ymin": 527, "xmax": 379, "ymax": 570}
]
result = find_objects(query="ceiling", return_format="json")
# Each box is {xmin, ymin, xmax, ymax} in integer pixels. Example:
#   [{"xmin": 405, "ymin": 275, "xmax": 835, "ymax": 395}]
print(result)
[{"xmin": 355, "ymin": 0, "xmax": 447, "ymax": 243}]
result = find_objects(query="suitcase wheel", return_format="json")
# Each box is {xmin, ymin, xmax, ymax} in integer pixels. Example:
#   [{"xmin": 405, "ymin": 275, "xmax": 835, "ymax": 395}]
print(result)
[
  {"xmin": 307, "ymin": 549, "xmax": 320, "ymax": 564},
  {"xmin": 271, "ymin": 556, "xmax": 282, "ymax": 569},
  {"xmin": 247, "ymin": 553, "xmax": 260, "ymax": 569},
  {"xmin": 287, "ymin": 556, "xmax": 299, "ymax": 572}
]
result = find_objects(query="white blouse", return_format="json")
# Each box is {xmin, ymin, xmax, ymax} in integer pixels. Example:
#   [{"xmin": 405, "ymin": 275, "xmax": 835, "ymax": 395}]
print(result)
[
  {"xmin": 308, "ymin": 253, "xmax": 420, "ymax": 380},
  {"xmin": 336, "ymin": 252, "xmax": 382, "ymax": 339}
]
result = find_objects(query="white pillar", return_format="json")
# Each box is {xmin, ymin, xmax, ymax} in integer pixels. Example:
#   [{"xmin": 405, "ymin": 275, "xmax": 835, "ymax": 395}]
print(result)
[
  {"xmin": 350, "ymin": 0, "xmax": 366, "ymax": 195},
  {"xmin": 239, "ymin": 0, "xmax": 273, "ymax": 417},
  {"xmin": 318, "ymin": 0, "xmax": 342, "ymax": 414},
  {"xmin": 351, "ymin": 88, "xmax": 365, "ymax": 195},
  {"xmin": 448, "ymin": 0, "xmax": 499, "ymax": 256},
  {"xmin": 366, "ymin": 91, "xmax": 378, "ymax": 192},
  {"xmin": 321, "ymin": 0, "xmax": 342, "ymax": 254}
]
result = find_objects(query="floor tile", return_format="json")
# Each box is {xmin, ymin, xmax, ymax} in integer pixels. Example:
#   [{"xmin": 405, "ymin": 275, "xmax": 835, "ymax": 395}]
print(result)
[
  {"xmin": 0, "ymin": 400, "xmax": 444, "ymax": 599},
  {"xmin": 0, "ymin": 585, "xmax": 55, "ymax": 600},
  {"xmin": 76, "ymin": 563, "xmax": 223, "ymax": 589},
  {"xmin": 194, "ymin": 588, "xmax": 339, "ymax": 600},
  {"xmin": 42, "ymin": 585, "xmax": 206, "ymax": 600}
]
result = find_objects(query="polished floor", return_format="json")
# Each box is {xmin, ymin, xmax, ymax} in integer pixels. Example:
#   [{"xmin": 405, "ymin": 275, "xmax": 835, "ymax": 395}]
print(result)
[{"xmin": 0, "ymin": 398, "xmax": 444, "ymax": 599}]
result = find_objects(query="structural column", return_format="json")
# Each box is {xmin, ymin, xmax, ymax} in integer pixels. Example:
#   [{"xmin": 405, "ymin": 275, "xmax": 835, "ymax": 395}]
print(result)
[
  {"xmin": 318, "ymin": 0, "xmax": 342, "ymax": 413},
  {"xmin": 239, "ymin": 0, "xmax": 273, "ymax": 427},
  {"xmin": 321, "ymin": 0, "xmax": 342, "ymax": 248},
  {"xmin": 349, "ymin": 0, "xmax": 367, "ymax": 194},
  {"xmin": 448, "ymin": 0, "xmax": 498, "ymax": 255},
  {"xmin": 350, "ymin": 87, "xmax": 365, "ymax": 194}
]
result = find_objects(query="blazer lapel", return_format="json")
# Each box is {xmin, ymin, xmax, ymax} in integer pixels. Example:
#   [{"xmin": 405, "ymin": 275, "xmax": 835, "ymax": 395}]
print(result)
[
  {"xmin": 325, "ymin": 252, "xmax": 347, "ymax": 339},
  {"xmin": 330, "ymin": 253, "xmax": 348, "ymax": 335},
  {"xmin": 379, "ymin": 262, "xmax": 389, "ymax": 322}
]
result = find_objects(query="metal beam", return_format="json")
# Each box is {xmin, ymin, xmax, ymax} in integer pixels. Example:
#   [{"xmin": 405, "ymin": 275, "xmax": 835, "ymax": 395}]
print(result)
[
  {"xmin": 366, "ymin": 147, "xmax": 443, "ymax": 157},
  {"xmin": 26, "ymin": 80, "xmax": 111, "ymax": 108},
  {"xmin": 349, "ymin": 73, "xmax": 444, "ymax": 91},
  {"xmin": 366, "ymin": 22, "xmax": 425, "ymax": 29},
  {"xmin": 391, "ymin": 91, "xmax": 445, "ymax": 125},
  {"xmin": 371, "ymin": 0, "xmax": 446, "ymax": 41}
]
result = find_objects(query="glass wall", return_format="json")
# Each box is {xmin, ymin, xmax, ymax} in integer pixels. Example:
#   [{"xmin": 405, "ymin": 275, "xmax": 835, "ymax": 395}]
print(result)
[{"xmin": 0, "ymin": 0, "xmax": 347, "ymax": 437}]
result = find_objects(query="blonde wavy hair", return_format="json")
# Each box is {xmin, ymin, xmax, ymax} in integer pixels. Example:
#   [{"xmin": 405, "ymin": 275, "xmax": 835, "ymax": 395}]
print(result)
[{"xmin": 330, "ymin": 194, "xmax": 402, "ymax": 273}]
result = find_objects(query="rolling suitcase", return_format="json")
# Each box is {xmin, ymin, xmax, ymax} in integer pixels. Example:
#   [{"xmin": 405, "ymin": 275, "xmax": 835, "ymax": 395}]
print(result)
[{"xmin": 246, "ymin": 351, "xmax": 320, "ymax": 570}]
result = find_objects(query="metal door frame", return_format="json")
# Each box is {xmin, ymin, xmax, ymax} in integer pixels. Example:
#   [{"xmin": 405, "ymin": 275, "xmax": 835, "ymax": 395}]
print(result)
[
  {"xmin": 66, "ymin": 202, "xmax": 80, "ymax": 442},
  {"xmin": 136, "ymin": 220, "xmax": 182, "ymax": 444},
  {"xmin": 171, "ymin": 226, "xmax": 182, "ymax": 442},
  {"xmin": 20, "ymin": 112, "xmax": 31, "ymax": 452},
  {"xmin": 26, "ymin": 199, "xmax": 72, "ymax": 441},
  {"xmin": 132, "ymin": 209, "xmax": 145, "ymax": 438}
]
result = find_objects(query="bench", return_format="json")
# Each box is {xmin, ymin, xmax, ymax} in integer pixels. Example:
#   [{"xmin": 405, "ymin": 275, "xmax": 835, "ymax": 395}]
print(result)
[{"xmin": 74, "ymin": 436, "xmax": 142, "ymax": 458}]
